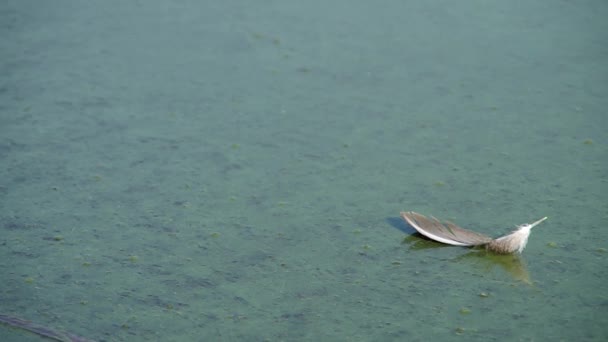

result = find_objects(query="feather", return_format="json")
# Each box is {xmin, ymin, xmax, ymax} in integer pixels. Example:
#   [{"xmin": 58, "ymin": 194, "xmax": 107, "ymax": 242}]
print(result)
[
  {"xmin": 400, "ymin": 211, "xmax": 492, "ymax": 246},
  {"xmin": 400, "ymin": 211, "xmax": 548, "ymax": 254},
  {"xmin": 486, "ymin": 217, "xmax": 547, "ymax": 254}
]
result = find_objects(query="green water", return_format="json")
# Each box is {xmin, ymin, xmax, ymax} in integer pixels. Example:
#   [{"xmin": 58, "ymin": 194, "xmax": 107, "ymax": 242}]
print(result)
[{"xmin": 1, "ymin": 1, "xmax": 606, "ymax": 341}]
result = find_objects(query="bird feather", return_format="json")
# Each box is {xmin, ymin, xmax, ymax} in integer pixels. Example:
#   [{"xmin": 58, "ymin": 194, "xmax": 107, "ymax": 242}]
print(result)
[
  {"xmin": 400, "ymin": 211, "xmax": 547, "ymax": 254},
  {"xmin": 400, "ymin": 211, "xmax": 492, "ymax": 246}
]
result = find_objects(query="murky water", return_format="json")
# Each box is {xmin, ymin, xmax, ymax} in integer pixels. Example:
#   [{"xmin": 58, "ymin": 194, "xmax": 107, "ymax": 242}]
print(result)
[{"xmin": 1, "ymin": 1, "xmax": 606, "ymax": 340}]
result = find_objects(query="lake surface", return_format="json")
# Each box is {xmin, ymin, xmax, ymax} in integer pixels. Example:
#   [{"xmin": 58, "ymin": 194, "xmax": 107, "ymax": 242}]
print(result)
[{"xmin": 1, "ymin": 1, "xmax": 606, "ymax": 340}]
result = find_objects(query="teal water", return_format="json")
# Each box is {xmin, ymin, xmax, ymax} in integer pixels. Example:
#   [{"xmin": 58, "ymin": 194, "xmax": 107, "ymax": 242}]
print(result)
[{"xmin": 1, "ymin": 1, "xmax": 607, "ymax": 341}]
